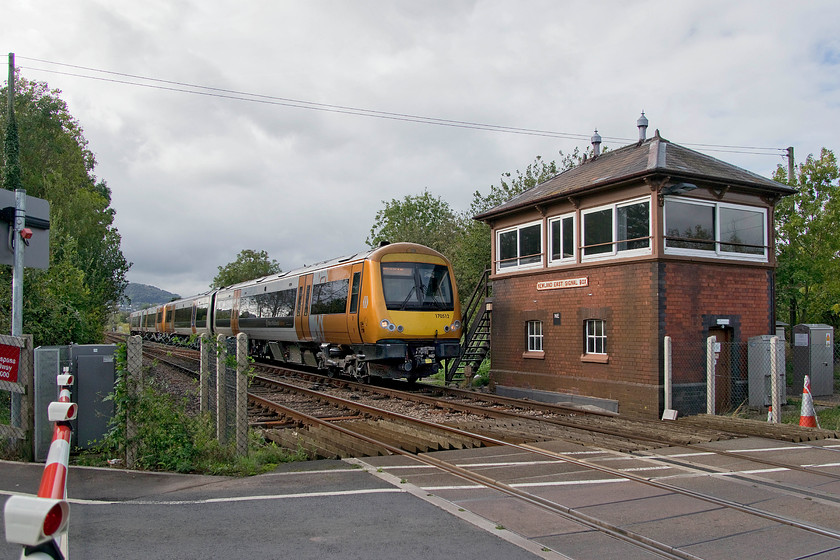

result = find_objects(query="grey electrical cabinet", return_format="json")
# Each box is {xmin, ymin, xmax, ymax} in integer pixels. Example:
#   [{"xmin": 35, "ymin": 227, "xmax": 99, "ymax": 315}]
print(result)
[
  {"xmin": 792, "ymin": 324, "xmax": 834, "ymax": 397},
  {"xmin": 747, "ymin": 335, "xmax": 785, "ymax": 407},
  {"xmin": 33, "ymin": 344, "xmax": 116, "ymax": 461}
]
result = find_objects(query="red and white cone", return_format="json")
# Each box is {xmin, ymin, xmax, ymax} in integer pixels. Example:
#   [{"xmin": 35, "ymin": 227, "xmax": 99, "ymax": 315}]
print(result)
[
  {"xmin": 767, "ymin": 405, "xmax": 772, "ymax": 422},
  {"xmin": 799, "ymin": 375, "xmax": 820, "ymax": 428}
]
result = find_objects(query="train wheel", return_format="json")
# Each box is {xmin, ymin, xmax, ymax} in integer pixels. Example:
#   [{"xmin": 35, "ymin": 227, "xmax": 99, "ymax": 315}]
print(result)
[{"xmin": 354, "ymin": 362, "xmax": 370, "ymax": 384}]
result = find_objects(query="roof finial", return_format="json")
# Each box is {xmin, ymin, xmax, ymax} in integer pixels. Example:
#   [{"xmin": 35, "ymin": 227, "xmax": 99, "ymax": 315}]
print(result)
[
  {"xmin": 637, "ymin": 111, "xmax": 648, "ymax": 142},
  {"xmin": 591, "ymin": 128, "xmax": 602, "ymax": 157}
]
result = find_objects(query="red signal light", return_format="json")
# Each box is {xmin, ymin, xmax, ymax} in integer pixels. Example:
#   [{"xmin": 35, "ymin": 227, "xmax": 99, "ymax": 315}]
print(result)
[
  {"xmin": 42, "ymin": 503, "xmax": 64, "ymax": 536},
  {"xmin": 19, "ymin": 228, "xmax": 33, "ymax": 240}
]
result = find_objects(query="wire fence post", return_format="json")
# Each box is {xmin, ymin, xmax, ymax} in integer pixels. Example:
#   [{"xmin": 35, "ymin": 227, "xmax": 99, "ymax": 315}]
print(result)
[
  {"xmin": 216, "ymin": 334, "xmax": 227, "ymax": 445},
  {"xmin": 706, "ymin": 336, "xmax": 716, "ymax": 415},
  {"xmin": 770, "ymin": 336, "xmax": 782, "ymax": 423},
  {"xmin": 199, "ymin": 333, "xmax": 209, "ymax": 413},
  {"xmin": 236, "ymin": 333, "xmax": 248, "ymax": 456},
  {"xmin": 125, "ymin": 335, "xmax": 143, "ymax": 469}
]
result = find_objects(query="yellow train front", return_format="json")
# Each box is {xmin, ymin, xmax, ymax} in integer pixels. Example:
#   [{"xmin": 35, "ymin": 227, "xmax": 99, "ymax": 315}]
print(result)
[{"xmin": 218, "ymin": 241, "xmax": 462, "ymax": 382}]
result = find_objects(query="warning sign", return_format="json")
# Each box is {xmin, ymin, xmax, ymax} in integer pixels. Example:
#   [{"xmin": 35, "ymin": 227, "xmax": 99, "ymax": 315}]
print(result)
[{"xmin": 0, "ymin": 344, "xmax": 21, "ymax": 383}]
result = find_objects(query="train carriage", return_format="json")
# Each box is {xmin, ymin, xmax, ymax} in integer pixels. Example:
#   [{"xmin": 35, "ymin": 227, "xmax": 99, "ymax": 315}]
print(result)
[{"xmin": 130, "ymin": 242, "xmax": 462, "ymax": 382}]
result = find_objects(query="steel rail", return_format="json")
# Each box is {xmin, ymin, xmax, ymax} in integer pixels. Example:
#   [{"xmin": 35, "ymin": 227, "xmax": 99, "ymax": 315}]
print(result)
[
  {"xmin": 251, "ymin": 374, "xmax": 840, "ymax": 542},
  {"xmin": 250, "ymin": 384, "xmax": 698, "ymax": 560}
]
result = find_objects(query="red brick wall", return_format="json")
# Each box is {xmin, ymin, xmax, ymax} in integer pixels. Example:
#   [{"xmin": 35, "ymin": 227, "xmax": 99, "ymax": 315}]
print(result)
[
  {"xmin": 489, "ymin": 259, "xmax": 774, "ymax": 417},
  {"xmin": 490, "ymin": 261, "xmax": 661, "ymax": 417}
]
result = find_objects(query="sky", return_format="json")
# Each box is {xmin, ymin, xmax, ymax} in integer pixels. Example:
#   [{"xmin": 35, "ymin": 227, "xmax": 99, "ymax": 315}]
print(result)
[{"xmin": 3, "ymin": 1, "xmax": 839, "ymax": 298}]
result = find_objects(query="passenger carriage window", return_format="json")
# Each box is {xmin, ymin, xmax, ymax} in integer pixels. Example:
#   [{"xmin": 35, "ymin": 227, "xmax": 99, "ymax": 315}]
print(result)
[
  {"xmin": 311, "ymin": 279, "xmax": 350, "ymax": 315},
  {"xmin": 349, "ymin": 272, "xmax": 362, "ymax": 313}
]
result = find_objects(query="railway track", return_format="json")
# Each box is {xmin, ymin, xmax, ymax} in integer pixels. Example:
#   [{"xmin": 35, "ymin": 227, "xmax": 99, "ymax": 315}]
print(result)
[{"xmin": 112, "ymin": 334, "xmax": 840, "ymax": 558}]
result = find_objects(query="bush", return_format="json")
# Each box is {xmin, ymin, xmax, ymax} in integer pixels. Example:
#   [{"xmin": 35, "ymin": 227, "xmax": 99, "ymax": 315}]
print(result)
[{"xmin": 84, "ymin": 343, "xmax": 306, "ymax": 475}]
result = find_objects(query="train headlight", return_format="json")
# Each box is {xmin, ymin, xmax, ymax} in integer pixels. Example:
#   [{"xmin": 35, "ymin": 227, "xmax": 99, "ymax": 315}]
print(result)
[
  {"xmin": 380, "ymin": 319, "xmax": 391, "ymax": 330},
  {"xmin": 451, "ymin": 320, "xmax": 462, "ymax": 331},
  {"xmin": 444, "ymin": 325, "xmax": 450, "ymax": 332},
  {"xmin": 397, "ymin": 325, "xmax": 404, "ymax": 333}
]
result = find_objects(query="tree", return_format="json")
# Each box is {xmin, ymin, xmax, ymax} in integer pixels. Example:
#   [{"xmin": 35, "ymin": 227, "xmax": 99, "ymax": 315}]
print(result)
[
  {"xmin": 774, "ymin": 148, "xmax": 840, "ymax": 327},
  {"xmin": 366, "ymin": 188, "xmax": 462, "ymax": 257},
  {"xmin": 212, "ymin": 249, "xmax": 281, "ymax": 288},
  {"xmin": 0, "ymin": 73, "xmax": 130, "ymax": 345},
  {"xmin": 454, "ymin": 150, "xmax": 592, "ymax": 299}
]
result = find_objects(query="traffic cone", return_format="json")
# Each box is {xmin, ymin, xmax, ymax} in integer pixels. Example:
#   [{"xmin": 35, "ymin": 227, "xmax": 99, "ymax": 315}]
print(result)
[
  {"xmin": 767, "ymin": 405, "xmax": 772, "ymax": 422},
  {"xmin": 799, "ymin": 375, "xmax": 820, "ymax": 428}
]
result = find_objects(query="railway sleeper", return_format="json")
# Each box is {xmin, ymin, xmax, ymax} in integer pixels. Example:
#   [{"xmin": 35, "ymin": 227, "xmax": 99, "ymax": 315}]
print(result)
[
  {"xmin": 341, "ymin": 421, "xmax": 426, "ymax": 453},
  {"xmin": 367, "ymin": 420, "xmax": 462, "ymax": 452},
  {"xmin": 261, "ymin": 429, "xmax": 322, "ymax": 460},
  {"xmin": 385, "ymin": 421, "xmax": 471, "ymax": 451},
  {"xmin": 307, "ymin": 424, "xmax": 391, "ymax": 458}
]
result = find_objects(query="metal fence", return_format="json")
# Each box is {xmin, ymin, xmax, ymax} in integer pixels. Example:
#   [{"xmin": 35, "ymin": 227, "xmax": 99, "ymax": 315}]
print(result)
[{"xmin": 666, "ymin": 335, "xmax": 840, "ymax": 419}]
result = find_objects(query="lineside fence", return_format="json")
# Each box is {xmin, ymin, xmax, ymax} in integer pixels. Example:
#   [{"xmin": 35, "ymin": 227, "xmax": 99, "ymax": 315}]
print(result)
[
  {"xmin": 665, "ymin": 336, "xmax": 840, "ymax": 420},
  {"xmin": 123, "ymin": 334, "xmax": 250, "ymax": 468},
  {"xmin": 0, "ymin": 333, "xmax": 34, "ymax": 460}
]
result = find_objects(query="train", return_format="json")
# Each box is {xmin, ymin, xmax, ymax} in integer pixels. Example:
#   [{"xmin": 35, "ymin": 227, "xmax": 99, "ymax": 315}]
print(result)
[{"xmin": 129, "ymin": 242, "xmax": 462, "ymax": 382}]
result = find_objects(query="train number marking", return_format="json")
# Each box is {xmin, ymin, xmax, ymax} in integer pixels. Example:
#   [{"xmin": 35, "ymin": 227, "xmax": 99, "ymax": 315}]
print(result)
[{"xmin": 435, "ymin": 313, "xmax": 451, "ymax": 319}]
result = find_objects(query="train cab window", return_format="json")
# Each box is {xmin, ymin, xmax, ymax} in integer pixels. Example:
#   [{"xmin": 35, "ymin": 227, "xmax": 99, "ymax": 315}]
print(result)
[{"xmin": 381, "ymin": 262, "xmax": 453, "ymax": 311}]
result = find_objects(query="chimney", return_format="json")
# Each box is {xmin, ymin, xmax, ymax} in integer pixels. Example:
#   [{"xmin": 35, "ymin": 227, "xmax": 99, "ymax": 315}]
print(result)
[
  {"xmin": 637, "ymin": 111, "xmax": 649, "ymax": 141},
  {"xmin": 591, "ymin": 129, "xmax": 602, "ymax": 156}
]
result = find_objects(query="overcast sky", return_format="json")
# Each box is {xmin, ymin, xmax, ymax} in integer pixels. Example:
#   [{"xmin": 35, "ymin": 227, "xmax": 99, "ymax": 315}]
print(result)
[{"xmin": 3, "ymin": 1, "xmax": 839, "ymax": 298}]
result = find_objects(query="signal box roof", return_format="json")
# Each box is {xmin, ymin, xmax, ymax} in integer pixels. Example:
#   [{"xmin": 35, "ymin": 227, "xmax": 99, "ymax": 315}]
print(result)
[{"xmin": 475, "ymin": 130, "xmax": 796, "ymax": 221}]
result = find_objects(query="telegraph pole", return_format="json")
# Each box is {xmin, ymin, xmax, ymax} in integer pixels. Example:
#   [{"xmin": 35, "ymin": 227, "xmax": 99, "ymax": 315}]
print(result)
[{"xmin": 787, "ymin": 146, "xmax": 795, "ymax": 186}]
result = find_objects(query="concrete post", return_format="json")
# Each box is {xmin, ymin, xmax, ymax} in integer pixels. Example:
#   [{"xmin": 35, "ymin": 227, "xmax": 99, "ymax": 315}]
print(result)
[
  {"xmin": 770, "ymin": 336, "xmax": 781, "ymax": 423},
  {"xmin": 236, "ymin": 333, "xmax": 249, "ymax": 456},
  {"xmin": 706, "ymin": 336, "xmax": 716, "ymax": 415},
  {"xmin": 199, "ymin": 333, "xmax": 209, "ymax": 413},
  {"xmin": 216, "ymin": 334, "xmax": 227, "ymax": 444},
  {"xmin": 664, "ymin": 336, "xmax": 673, "ymax": 412}
]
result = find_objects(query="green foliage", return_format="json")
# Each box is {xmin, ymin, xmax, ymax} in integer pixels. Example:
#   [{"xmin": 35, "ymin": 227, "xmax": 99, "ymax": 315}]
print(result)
[
  {"xmin": 90, "ymin": 343, "xmax": 304, "ymax": 475},
  {"xmin": 364, "ymin": 151, "xmax": 592, "ymax": 303},
  {"xmin": 212, "ymin": 249, "xmax": 281, "ymax": 288},
  {"xmin": 774, "ymin": 148, "xmax": 840, "ymax": 327},
  {"xmin": 366, "ymin": 188, "xmax": 462, "ymax": 257},
  {"xmin": 3, "ymin": 107, "xmax": 21, "ymax": 190},
  {"xmin": 0, "ymin": 72, "xmax": 130, "ymax": 346}
]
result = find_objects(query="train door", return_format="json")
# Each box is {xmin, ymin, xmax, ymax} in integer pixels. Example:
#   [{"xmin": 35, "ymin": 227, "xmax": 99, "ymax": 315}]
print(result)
[
  {"xmin": 230, "ymin": 289, "xmax": 242, "ymax": 334},
  {"xmin": 295, "ymin": 274, "xmax": 314, "ymax": 341},
  {"xmin": 709, "ymin": 326, "xmax": 733, "ymax": 413},
  {"xmin": 346, "ymin": 263, "xmax": 364, "ymax": 344}
]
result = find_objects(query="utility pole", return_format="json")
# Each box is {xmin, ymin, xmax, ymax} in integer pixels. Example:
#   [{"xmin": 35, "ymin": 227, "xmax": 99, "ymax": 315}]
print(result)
[
  {"xmin": 7, "ymin": 53, "xmax": 24, "ymax": 338},
  {"xmin": 787, "ymin": 146, "xmax": 795, "ymax": 186}
]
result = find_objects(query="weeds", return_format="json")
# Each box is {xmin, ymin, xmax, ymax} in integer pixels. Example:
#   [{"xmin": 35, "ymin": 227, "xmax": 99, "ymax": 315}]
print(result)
[{"xmin": 77, "ymin": 343, "xmax": 306, "ymax": 475}]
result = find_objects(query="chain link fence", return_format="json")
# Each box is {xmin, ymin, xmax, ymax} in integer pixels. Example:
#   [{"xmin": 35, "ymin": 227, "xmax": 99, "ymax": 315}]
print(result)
[
  {"xmin": 667, "ymin": 336, "xmax": 785, "ymax": 418},
  {"xmin": 201, "ymin": 334, "xmax": 249, "ymax": 456},
  {"xmin": 0, "ymin": 334, "xmax": 33, "ymax": 459}
]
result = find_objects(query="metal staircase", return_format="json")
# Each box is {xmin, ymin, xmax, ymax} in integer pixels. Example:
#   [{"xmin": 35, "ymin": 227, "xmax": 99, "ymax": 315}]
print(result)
[{"xmin": 445, "ymin": 269, "xmax": 492, "ymax": 383}]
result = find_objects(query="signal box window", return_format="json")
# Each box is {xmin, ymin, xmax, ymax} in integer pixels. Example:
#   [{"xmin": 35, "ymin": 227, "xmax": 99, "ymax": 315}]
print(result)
[
  {"xmin": 524, "ymin": 320, "xmax": 544, "ymax": 359},
  {"xmin": 582, "ymin": 319, "xmax": 608, "ymax": 363},
  {"xmin": 497, "ymin": 221, "xmax": 543, "ymax": 272}
]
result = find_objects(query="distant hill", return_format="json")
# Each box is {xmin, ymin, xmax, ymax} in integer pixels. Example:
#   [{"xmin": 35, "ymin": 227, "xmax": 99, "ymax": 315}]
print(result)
[{"xmin": 122, "ymin": 283, "xmax": 181, "ymax": 309}]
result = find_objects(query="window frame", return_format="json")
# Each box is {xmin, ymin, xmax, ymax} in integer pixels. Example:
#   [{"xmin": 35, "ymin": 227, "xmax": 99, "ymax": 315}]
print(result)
[
  {"xmin": 496, "ymin": 220, "xmax": 544, "ymax": 273},
  {"xmin": 547, "ymin": 212, "xmax": 576, "ymax": 266},
  {"xmin": 664, "ymin": 198, "xmax": 768, "ymax": 262},
  {"xmin": 526, "ymin": 320, "xmax": 543, "ymax": 352},
  {"xmin": 584, "ymin": 319, "xmax": 607, "ymax": 355},
  {"xmin": 581, "ymin": 196, "xmax": 652, "ymax": 262}
]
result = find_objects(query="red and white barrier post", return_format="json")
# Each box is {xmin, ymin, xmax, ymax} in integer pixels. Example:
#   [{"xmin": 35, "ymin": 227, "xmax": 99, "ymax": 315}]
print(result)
[{"xmin": 4, "ymin": 367, "xmax": 75, "ymax": 559}]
